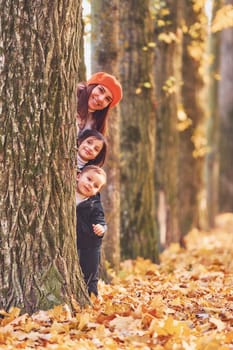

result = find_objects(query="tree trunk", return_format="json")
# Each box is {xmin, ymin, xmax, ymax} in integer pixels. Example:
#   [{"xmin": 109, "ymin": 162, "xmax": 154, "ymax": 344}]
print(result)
[
  {"xmin": 205, "ymin": 0, "xmax": 222, "ymax": 228},
  {"xmin": 119, "ymin": 1, "xmax": 159, "ymax": 261},
  {"xmin": 91, "ymin": 0, "xmax": 121, "ymax": 270},
  {"xmin": 0, "ymin": 0, "xmax": 89, "ymax": 314},
  {"xmin": 154, "ymin": 0, "xmax": 181, "ymax": 247},
  {"xmin": 218, "ymin": 0, "xmax": 233, "ymax": 212},
  {"xmin": 179, "ymin": 2, "xmax": 207, "ymax": 239},
  {"xmin": 78, "ymin": 16, "xmax": 87, "ymax": 82}
]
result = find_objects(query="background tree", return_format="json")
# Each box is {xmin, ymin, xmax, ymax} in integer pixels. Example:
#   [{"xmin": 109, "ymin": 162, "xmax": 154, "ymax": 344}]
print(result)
[
  {"xmin": 0, "ymin": 0, "xmax": 89, "ymax": 314},
  {"xmin": 178, "ymin": 1, "xmax": 207, "ymax": 240},
  {"xmin": 154, "ymin": 0, "xmax": 182, "ymax": 247},
  {"xmin": 205, "ymin": 0, "xmax": 223, "ymax": 228},
  {"xmin": 119, "ymin": 0, "xmax": 158, "ymax": 261},
  {"xmin": 218, "ymin": 0, "xmax": 233, "ymax": 212},
  {"xmin": 78, "ymin": 16, "xmax": 87, "ymax": 82},
  {"xmin": 91, "ymin": 0, "xmax": 121, "ymax": 270}
]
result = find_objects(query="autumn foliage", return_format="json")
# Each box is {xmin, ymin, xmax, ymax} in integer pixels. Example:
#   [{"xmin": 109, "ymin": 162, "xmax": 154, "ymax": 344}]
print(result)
[{"xmin": 0, "ymin": 214, "xmax": 233, "ymax": 349}]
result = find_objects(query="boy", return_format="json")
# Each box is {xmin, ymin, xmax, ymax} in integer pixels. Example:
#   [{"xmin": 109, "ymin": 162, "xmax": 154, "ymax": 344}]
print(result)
[{"xmin": 76, "ymin": 165, "xmax": 107, "ymax": 296}]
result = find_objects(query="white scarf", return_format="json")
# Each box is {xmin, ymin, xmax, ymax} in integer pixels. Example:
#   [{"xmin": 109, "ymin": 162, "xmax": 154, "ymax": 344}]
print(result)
[{"xmin": 77, "ymin": 154, "xmax": 88, "ymax": 170}]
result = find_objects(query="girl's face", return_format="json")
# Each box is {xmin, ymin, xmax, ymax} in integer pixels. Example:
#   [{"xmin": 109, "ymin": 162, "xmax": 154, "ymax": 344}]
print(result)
[
  {"xmin": 77, "ymin": 170, "xmax": 105, "ymax": 197},
  {"xmin": 78, "ymin": 136, "xmax": 104, "ymax": 161},
  {"xmin": 88, "ymin": 85, "xmax": 113, "ymax": 112}
]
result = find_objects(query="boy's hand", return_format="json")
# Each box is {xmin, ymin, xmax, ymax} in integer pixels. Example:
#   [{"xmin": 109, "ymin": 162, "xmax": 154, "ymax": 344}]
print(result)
[{"xmin": 92, "ymin": 224, "xmax": 105, "ymax": 236}]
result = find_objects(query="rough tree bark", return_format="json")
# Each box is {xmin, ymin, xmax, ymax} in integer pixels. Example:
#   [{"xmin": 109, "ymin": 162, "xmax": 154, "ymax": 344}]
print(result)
[
  {"xmin": 119, "ymin": 0, "xmax": 159, "ymax": 261},
  {"xmin": 0, "ymin": 0, "xmax": 89, "ymax": 314}
]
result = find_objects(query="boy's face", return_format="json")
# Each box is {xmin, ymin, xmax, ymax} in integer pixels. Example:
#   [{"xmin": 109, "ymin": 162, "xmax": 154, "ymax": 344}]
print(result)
[
  {"xmin": 77, "ymin": 169, "xmax": 105, "ymax": 197},
  {"xmin": 78, "ymin": 136, "xmax": 103, "ymax": 161}
]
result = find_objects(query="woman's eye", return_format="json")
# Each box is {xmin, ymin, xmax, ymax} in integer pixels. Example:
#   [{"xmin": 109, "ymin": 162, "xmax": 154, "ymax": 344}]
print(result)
[{"xmin": 105, "ymin": 96, "xmax": 112, "ymax": 103}]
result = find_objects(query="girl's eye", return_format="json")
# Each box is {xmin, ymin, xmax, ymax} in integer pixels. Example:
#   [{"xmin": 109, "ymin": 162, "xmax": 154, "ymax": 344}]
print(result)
[{"xmin": 94, "ymin": 147, "xmax": 100, "ymax": 152}]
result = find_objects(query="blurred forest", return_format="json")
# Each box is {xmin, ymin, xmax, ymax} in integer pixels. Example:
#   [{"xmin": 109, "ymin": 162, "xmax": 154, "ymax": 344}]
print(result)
[
  {"xmin": 81, "ymin": 0, "xmax": 233, "ymax": 266},
  {"xmin": 1, "ymin": 0, "xmax": 233, "ymax": 312}
]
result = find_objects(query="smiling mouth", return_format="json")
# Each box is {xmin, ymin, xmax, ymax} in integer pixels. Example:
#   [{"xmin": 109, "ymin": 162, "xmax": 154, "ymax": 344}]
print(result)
[
  {"xmin": 83, "ymin": 185, "xmax": 90, "ymax": 193},
  {"xmin": 85, "ymin": 149, "xmax": 92, "ymax": 156},
  {"xmin": 93, "ymin": 97, "xmax": 101, "ymax": 106}
]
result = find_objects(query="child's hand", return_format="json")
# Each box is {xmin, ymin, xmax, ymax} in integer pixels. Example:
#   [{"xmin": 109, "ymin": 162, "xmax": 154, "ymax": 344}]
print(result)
[{"xmin": 92, "ymin": 224, "xmax": 105, "ymax": 236}]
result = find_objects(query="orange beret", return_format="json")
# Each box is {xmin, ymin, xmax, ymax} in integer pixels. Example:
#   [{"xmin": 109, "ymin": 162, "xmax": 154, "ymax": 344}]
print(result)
[{"xmin": 87, "ymin": 72, "xmax": 123, "ymax": 108}]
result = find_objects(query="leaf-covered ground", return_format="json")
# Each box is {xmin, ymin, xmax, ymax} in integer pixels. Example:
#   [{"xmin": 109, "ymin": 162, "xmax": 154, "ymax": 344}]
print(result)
[{"xmin": 1, "ymin": 214, "xmax": 233, "ymax": 349}]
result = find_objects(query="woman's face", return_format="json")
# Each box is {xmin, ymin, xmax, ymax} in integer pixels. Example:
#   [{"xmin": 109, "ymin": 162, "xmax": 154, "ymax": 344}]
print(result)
[
  {"xmin": 78, "ymin": 136, "xmax": 104, "ymax": 161},
  {"xmin": 88, "ymin": 85, "xmax": 113, "ymax": 112}
]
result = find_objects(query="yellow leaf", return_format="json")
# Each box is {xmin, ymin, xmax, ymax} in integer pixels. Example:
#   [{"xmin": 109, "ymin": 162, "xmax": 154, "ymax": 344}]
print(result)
[
  {"xmin": 209, "ymin": 317, "xmax": 226, "ymax": 331},
  {"xmin": 157, "ymin": 20, "xmax": 166, "ymax": 27},
  {"xmin": 212, "ymin": 5, "xmax": 233, "ymax": 32},
  {"xmin": 148, "ymin": 42, "xmax": 156, "ymax": 48},
  {"xmin": 177, "ymin": 108, "xmax": 187, "ymax": 121},
  {"xmin": 76, "ymin": 312, "xmax": 90, "ymax": 331},
  {"xmin": 176, "ymin": 118, "xmax": 192, "ymax": 131},
  {"xmin": 0, "ymin": 307, "xmax": 21, "ymax": 326},
  {"xmin": 143, "ymin": 82, "xmax": 152, "ymax": 89},
  {"xmin": 158, "ymin": 32, "xmax": 177, "ymax": 44},
  {"xmin": 160, "ymin": 9, "xmax": 170, "ymax": 16},
  {"xmin": 135, "ymin": 87, "xmax": 142, "ymax": 94}
]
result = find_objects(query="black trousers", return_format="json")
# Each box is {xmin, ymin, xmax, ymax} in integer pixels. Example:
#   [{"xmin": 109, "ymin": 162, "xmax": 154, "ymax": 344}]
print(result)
[{"xmin": 78, "ymin": 246, "xmax": 101, "ymax": 296}]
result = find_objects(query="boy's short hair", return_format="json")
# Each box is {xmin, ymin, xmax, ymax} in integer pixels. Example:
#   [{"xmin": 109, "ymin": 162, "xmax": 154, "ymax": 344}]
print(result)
[{"xmin": 79, "ymin": 165, "xmax": 107, "ymax": 185}]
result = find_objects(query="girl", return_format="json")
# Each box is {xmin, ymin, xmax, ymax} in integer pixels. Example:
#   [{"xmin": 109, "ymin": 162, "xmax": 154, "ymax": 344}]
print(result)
[
  {"xmin": 77, "ymin": 71, "xmax": 123, "ymax": 136},
  {"xmin": 77, "ymin": 129, "xmax": 107, "ymax": 172}
]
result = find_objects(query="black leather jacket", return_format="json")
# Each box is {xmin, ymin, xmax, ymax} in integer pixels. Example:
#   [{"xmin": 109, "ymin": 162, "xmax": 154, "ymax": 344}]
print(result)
[{"xmin": 76, "ymin": 193, "xmax": 106, "ymax": 249}]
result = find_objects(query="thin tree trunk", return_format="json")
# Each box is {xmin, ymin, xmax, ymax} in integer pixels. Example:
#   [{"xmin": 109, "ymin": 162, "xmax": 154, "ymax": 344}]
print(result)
[
  {"xmin": 154, "ymin": 0, "xmax": 181, "ymax": 247},
  {"xmin": 179, "ymin": 2, "xmax": 207, "ymax": 239},
  {"xmin": 91, "ymin": 0, "xmax": 121, "ymax": 270},
  {"xmin": 218, "ymin": 0, "xmax": 233, "ymax": 212},
  {"xmin": 205, "ymin": 0, "xmax": 222, "ymax": 228},
  {"xmin": 119, "ymin": 0, "xmax": 159, "ymax": 261}
]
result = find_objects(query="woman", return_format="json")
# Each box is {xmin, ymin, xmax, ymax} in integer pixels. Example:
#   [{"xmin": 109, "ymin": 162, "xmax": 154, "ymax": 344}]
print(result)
[{"xmin": 77, "ymin": 72, "xmax": 123, "ymax": 136}]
